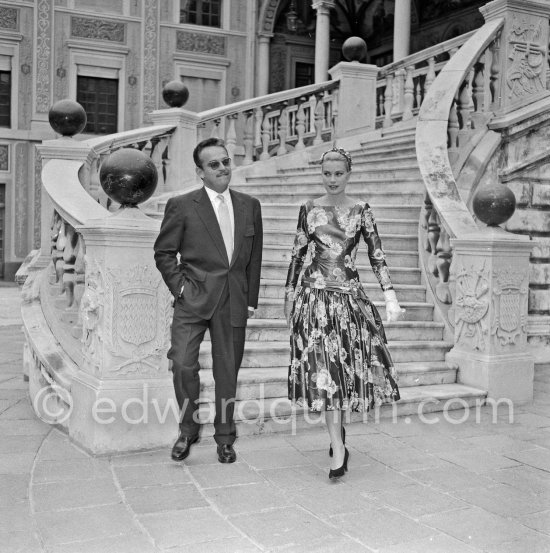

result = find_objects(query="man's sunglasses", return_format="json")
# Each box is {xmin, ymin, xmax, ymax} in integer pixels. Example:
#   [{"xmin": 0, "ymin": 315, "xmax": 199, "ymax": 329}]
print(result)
[{"xmin": 206, "ymin": 158, "xmax": 231, "ymax": 170}]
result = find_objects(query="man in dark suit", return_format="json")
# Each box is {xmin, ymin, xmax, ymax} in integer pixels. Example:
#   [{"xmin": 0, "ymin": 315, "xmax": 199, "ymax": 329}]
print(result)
[{"xmin": 154, "ymin": 138, "xmax": 263, "ymax": 463}]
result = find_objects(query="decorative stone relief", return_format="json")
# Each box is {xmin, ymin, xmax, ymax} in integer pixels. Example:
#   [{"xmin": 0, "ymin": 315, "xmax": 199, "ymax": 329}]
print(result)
[
  {"xmin": 34, "ymin": 152, "xmax": 42, "ymax": 248},
  {"xmin": 492, "ymin": 265, "xmax": 529, "ymax": 345},
  {"xmin": 176, "ymin": 31, "xmax": 226, "ymax": 56},
  {"xmin": 81, "ymin": 257, "xmax": 104, "ymax": 374},
  {"xmin": 70, "ymin": 16, "xmax": 125, "ymax": 43},
  {"xmin": 0, "ymin": 7, "xmax": 17, "ymax": 30},
  {"xmin": 142, "ymin": 0, "xmax": 158, "ymax": 122},
  {"xmin": 454, "ymin": 261, "xmax": 490, "ymax": 351},
  {"xmin": 506, "ymin": 16, "xmax": 546, "ymax": 100},
  {"xmin": 0, "ymin": 145, "xmax": 8, "ymax": 171},
  {"xmin": 262, "ymin": 0, "xmax": 279, "ymax": 32},
  {"xmin": 36, "ymin": 0, "xmax": 52, "ymax": 113},
  {"xmin": 14, "ymin": 143, "xmax": 28, "ymax": 258}
]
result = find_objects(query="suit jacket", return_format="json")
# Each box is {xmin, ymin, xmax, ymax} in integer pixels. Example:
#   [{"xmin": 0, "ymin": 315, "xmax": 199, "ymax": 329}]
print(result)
[{"xmin": 154, "ymin": 187, "xmax": 263, "ymax": 327}]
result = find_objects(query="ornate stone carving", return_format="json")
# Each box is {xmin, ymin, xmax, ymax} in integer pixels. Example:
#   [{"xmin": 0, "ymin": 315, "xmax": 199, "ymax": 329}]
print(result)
[
  {"xmin": 70, "ymin": 16, "xmax": 125, "ymax": 43},
  {"xmin": 506, "ymin": 16, "xmax": 545, "ymax": 100},
  {"xmin": 492, "ymin": 265, "xmax": 529, "ymax": 345},
  {"xmin": 81, "ymin": 257, "xmax": 104, "ymax": 374},
  {"xmin": 262, "ymin": 0, "xmax": 279, "ymax": 32},
  {"xmin": 14, "ymin": 143, "xmax": 28, "ymax": 258},
  {"xmin": 176, "ymin": 31, "xmax": 226, "ymax": 56},
  {"xmin": 0, "ymin": 144, "xmax": 8, "ymax": 171},
  {"xmin": 34, "ymin": 152, "xmax": 42, "ymax": 248},
  {"xmin": 0, "ymin": 7, "xmax": 17, "ymax": 30},
  {"xmin": 36, "ymin": 0, "xmax": 52, "ymax": 113},
  {"xmin": 142, "ymin": 0, "xmax": 158, "ymax": 122},
  {"xmin": 454, "ymin": 262, "xmax": 490, "ymax": 351}
]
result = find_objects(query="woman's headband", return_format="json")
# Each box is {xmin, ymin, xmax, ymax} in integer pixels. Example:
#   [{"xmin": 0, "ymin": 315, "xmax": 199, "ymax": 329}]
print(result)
[{"xmin": 320, "ymin": 144, "xmax": 352, "ymax": 171}]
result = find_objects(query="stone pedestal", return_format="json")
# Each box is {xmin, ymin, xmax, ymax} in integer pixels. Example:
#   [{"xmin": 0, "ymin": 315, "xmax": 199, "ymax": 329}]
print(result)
[
  {"xmin": 69, "ymin": 209, "xmax": 175, "ymax": 453},
  {"xmin": 481, "ymin": 0, "xmax": 550, "ymax": 115},
  {"xmin": 328, "ymin": 62, "xmax": 378, "ymax": 137},
  {"xmin": 446, "ymin": 228, "xmax": 534, "ymax": 403},
  {"xmin": 149, "ymin": 108, "xmax": 200, "ymax": 191}
]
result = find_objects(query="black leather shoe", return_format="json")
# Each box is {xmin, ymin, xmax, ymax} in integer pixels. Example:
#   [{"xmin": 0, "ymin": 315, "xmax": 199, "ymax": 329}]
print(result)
[
  {"xmin": 171, "ymin": 434, "xmax": 199, "ymax": 461},
  {"xmin": 217, "ymin": 443, "xmax": 236, "ymax": 463}
]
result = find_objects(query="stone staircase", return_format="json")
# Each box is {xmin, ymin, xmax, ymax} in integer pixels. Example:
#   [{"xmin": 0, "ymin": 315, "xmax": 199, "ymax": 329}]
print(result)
[{"xmin": 159, "ymin": 128, "xmax": 487, "ymax": 434}]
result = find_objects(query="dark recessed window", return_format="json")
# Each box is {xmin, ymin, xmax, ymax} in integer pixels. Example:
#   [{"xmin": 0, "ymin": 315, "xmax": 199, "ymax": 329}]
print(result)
[
  {"xmin": 0, "ymin": 72, "xmax": 11, "ymax": 128},
  {"xmin": 77, "ymin": 76, "xmax": 118, "ymax": 135},
  {"xmin": 180, "ymin": 0, "xmax": 221, "ymax": 27}
]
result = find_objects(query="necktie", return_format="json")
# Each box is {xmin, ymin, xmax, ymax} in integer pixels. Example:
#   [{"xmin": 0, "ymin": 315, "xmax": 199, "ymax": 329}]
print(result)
[{"xmin": 217, "ymin": 194, "xmax": 233, "ymax": 261}]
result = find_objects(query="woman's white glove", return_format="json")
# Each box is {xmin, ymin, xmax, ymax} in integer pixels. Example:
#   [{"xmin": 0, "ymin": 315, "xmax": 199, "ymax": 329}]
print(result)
[{"xmin": 384, "ymin": 289, "xmax": 406, "ymax": 322}]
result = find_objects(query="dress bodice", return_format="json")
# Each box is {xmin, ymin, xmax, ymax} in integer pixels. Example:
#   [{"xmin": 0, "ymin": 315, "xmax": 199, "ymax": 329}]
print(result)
[{"xmin": 285, "ymin": 200, "xmax": 393, "ymax": 294}]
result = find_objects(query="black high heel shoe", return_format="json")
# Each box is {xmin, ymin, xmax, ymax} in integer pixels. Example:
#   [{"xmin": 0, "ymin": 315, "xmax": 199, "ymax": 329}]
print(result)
[
  {"xmin": 329, "ymin": 426, "xmax": 346, "ymax": 457},
  {"xmin": 328, "ymin": 447, "xmax": 349, "ymax": 480}
]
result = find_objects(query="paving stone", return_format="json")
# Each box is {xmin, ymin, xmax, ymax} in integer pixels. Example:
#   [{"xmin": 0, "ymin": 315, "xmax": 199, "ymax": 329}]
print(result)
[
  {"xmin": 519, "ymin": 510, "xmax": 550, "ymax": 535},
  {"xmin": 33, "ymin": 458, "xmax": 112, "ymax": 484},
  {"xmin": 0, "ymin": 453, "xmax": 35, "ymax": 474},
  {"xmin": 499, "ymin": 412, "xmax": 550, "ymax": 427},
  {"xmin": 342, "ymin": 461, "xmax": 417, "ymax": 492},
  {"xmin": 504, "ymin": 448, "xmax": 550, "ymax": 472},
  {"xmin": 345, "ymin": 432, "xmax": 398, "ymax": 451},
  {"xmin": 37, "ymin": 431, "xmax": 89, "ymax": 461},
  {"xmin": 33, "ymin": 477, "xmax": 120, "ymax": 512},
  {"xmin": 368, "ymin": 482, "xmax": 470, "ymax": 518},
  {"xmin": 0, "ymin": 530, "xmax": 43, "ymax": 553},
  {"xmin": 237, "ymin": 434, "xmax": 295, "ymax": 451},
  {"xmin": 188, "ymin": 461, "xmax": 264, "ymax": 488},
  {"xmin": 398, "ymin": 433, "xmax": 467, "ymax": 453},
  {"xmin": 239, "ymin": 446, "xmax": 310, "ymax": 469},
  {"xmin": 270, "ymin": 535, "xmax": 371, "ymax": 553},
  {"xmin": 375, "ymin": 416, "xmax": 443, "ymax": 437},
  {"xmin": 114, "ymin": 461, "xmax": 190, "ymax": 488},
  {"xmin": 378, "ymin": 533, "xmax": 483, "ymax": 553},
  {"xmin": 110, "ymin": 448, "xmax": 172, "ymax": 466},
  {"xmin": 165, "ymin": 536, "xmax": 262, "ymax": 553},
  {"xmin": 0, "ymin": 434, "xmax": 44, "ymax": 454},
  {"xmin": 123, "ymin": 483, "xmax": 207, "ymax": 514},
  {"xmin": 229, "ymin": 506, "xmax": 339, "ymax": 549},
  {"xmin": 259, "ymin": 464, "xmax": 337, "ymax": 492},
  {"xmin": 436, "ymin": 449, "xmax": 521, "ymax": 473},
  {"xmin": 421, "ymin": 506, "xmax": 540, "ymax": 549},
  {"xmin": 282, "ymin": 428, "xmax": 333, "ymax": 451},
  {"xmin": 452, "ymin": 483, "xmax": 550, "ymax": 517},
  {"xmin": 45, "ymin": 533, "xmax": 158, "ymax": 553},
  {"xmin": 0, "ymin": 418, "xmax": 50, "ymax": 435},
  {"xmin": 483, "ymin": 533, "xmax": 550, "ymax": 553},
  {"xmin": 0, "ymin": 502, "xmax": 34, "ymax": 532},
  {"xmin": 139, "ymin": 507, "xmax": 239, "ymax": 549},
  {"xmin": 488, "ymin": 465, "xmax": 550, "ymax": 496},
  {"xmin": 367, "ymin": 445, "xmax": 445, "ymax": 472},
  {"xmin": 407, "ymin": 462, "xmax": 496, "ymax": 492},
  {"xmin": 0, "ymin": 399, "xmax": 40, "ymax": 419},
  {"xmin": 331, "ymin": 505, "xmax": 435, "ymax": 549},
  {"xmin": 203, "ymin": 481, "xmax": 291, "ymax": 515},
  {"xmin": 0, "ymin": 473, "xmax": 29, "ymax": 501},
  {"xmin": 461, "ymin": 434, "xmax": 541, "ymax": 455},
  {"xmin": 35, "ymin": 503, "xmax": 137, "ymax": 546}
]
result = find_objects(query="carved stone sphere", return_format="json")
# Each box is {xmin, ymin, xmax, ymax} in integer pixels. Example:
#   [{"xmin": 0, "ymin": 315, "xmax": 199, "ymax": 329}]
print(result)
[
  {"xmin": 472, "ymin": 185, "xmax": 516, "ymax": 227},
  {"xmin": 48, "ymin": 99, "xmax": 87, "ymax": 136},
  {"xmin": 162, "ymin": 80, "xmax": 189, "ymax": 107},
  {"xmin": 342, "ymin": 36, "xmax": 367, "ymax": 62},
  {"xmin": 99, "ymin": 148, "xmax": 158, "ymax": 207}
]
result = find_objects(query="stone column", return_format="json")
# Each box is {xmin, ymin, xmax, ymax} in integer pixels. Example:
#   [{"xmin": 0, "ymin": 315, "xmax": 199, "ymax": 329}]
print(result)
[
  {"xmin": 312, "ymin": 0, "xmax": 335, "ymax": 83},
  {"xmin": 481, "ymin": 0, "xmax": 550, "ymax": 115},
  {"xmin": 446, "ymin": 228, "xmax": 534, "ymax": 402},
  {"xmin": 393, "ymin": 0, "xmax": 411, "ymax": 61},
  {"xmin": 70, "ymin": 209, "xmax": 175, "ymax": 453},
  {"xmin": 329, "ymin": 62, "xmax": 379, "ymax": 136},
  {"xmin": 149, "ymin": 108, "xmax": 200, "ymax": 191},
  {"xmin": 256, "ymin": 33, "xmax": 272, "ymax": 96}
]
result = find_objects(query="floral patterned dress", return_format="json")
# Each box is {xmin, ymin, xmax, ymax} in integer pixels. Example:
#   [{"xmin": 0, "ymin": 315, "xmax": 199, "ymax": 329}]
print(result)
[{"xmin": 285, "ymin": 200, "xmax": 400, "ymax": 412}]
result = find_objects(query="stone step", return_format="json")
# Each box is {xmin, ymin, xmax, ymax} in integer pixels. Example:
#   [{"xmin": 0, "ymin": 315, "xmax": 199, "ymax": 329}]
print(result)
[
  {"xmin": 193, "ymin": 383, "xmax": 487, "ymax": 435},
  {"xmin": 257, "ymin": 278, "xmax": 426, "ymax": 302},
  {"xmin": 198, "ymin": 340, "xmax": 453, "ymax": 367},
  {"xmin": 204, "ymin": 319, "xmax": 444, "ymax": 343},
  {"xmin": 252, "ymin": 190, "xmax": 424, "ymax": 205},
  {"xmin": 263, "ymin": 229, "xmax": 418, "ymax": 251},
  {"xmin": 263, "ymin": 215, "xmax": 420, "ymax": 235},
  {"xmin": 280, "ymin": 156, "xmax": 419, "ymax": 173},
  {"xmin": 242, "ymin": 175, "xmax": 423, "ymax": 191},
  {"xmin": 261, "ymin": 260, "xmax": 422, "ymax": 285},
  {"xmin": 254, "ymin": 298, "xmax": 434, "ymax": 321},
  {"xmin": 262, "ymin": 243, "xmax": 420, "ymax": 268},
  {"xmin": 260, "ymin": 203, "xmax": 422, "ymax": 220}
]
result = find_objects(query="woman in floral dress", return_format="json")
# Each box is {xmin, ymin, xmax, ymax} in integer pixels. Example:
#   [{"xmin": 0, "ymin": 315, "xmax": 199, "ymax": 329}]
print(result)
[{"xmin": 284, "ymin": 146, "xmax": 405, "ymax": 479}]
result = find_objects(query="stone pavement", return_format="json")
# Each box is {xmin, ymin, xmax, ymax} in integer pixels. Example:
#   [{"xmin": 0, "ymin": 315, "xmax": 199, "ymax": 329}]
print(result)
[{"xmin": 1, "ymin": 284, "xmax": 550, "ymax": 553}]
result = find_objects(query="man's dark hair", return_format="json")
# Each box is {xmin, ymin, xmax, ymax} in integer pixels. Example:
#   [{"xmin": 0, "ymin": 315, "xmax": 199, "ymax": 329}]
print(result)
[{"xmin": 193, "ymin": 138, "xmax": 227, "ymax": 168}]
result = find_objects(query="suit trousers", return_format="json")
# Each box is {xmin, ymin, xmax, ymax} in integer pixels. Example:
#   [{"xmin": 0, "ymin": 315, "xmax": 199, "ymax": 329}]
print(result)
[{"xmin": 168, "ymin": 282, "xmax": 246, "ymax": 445}]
